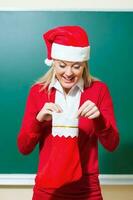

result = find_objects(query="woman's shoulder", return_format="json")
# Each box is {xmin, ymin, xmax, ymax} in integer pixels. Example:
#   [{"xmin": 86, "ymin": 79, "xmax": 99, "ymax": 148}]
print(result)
[
  {"xmin": 30, "ymin": 83, "xmax": 43, "ymax": 90},
  {"xmin": 88, "ymin": 80, "xmax": 109, "ymax": 91},
  {"xmin": 84, "ymin": 80, "xmax": 111, "ymax": 100},
  {"xmin": 29, "ymin": 83, "xmax": 48, "ymax": 95}
]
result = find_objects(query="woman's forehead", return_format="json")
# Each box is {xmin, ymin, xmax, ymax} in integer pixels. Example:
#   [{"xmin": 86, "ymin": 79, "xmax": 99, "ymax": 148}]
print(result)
[{"xmin": 53, "ymin": 59, "xmax": 84, "ymax": 65}]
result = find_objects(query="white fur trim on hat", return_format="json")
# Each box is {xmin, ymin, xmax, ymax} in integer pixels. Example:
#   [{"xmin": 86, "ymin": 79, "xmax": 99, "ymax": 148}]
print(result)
[
  {"xmin": 44, "ymin": 58, "xmax": 53, "ymax": 66},
  {"xmin": 51, "ymin": 43, "xmax": 90, "ymax": 62}
]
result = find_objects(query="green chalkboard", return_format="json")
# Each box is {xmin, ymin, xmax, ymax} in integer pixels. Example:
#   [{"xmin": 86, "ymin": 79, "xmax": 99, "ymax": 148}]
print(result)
[{"xmin": 0, "ymin": 11, "xmax": 133, "ymax": 174}]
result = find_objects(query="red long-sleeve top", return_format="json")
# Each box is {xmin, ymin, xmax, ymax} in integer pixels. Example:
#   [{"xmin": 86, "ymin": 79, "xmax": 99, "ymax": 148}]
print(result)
[{"xmin": 17, "ymin": 80, "xmax": 120, "ymax": 199}]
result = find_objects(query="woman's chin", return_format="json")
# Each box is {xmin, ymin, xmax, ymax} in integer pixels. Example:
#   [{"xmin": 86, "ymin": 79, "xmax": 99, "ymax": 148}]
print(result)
[{"xmin": 61, "ymin": 81, "xmax": 76, "ymax": 89}]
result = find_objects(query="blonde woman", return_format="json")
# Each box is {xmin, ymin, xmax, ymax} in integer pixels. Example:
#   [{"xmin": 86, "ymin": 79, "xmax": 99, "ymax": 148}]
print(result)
[{"xmin": 17, "ymin": 25, "xmax": 120, "ymax": 200}]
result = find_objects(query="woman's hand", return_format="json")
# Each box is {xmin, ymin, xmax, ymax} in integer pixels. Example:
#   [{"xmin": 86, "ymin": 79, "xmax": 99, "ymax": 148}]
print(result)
[
  {"xmin": 77, "ymin": 100, "xmax": 100, "ymax": 119},
  {"xmin": 36, "ymin": 103, "xmax": 63, "ymax": 122}
]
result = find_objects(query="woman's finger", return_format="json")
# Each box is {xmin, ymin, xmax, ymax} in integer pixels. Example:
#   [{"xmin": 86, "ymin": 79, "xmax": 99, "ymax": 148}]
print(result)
[
  {"xmin": 84, "ymin": 106, "xmax": 98, "ymax": 117},
  {"xmin": 48, "ymin": 103, "xmax": 60, "ymax": 112},
  {"xmin": 45, "ymin": 109, "xmax": 53, "ymax": 115},
  {"xmin": 80, "ymin": 104, "xmax": 94, "ymax": 116},
  {"xmin": 77, "ymin": 100, "xmax": 93, "ymax": 117},
  {"xmin": 55, "ymin": 104, "xmax": 63, "ymax": 112},
  {"xmin": 88, "ymin": 111, "xmax": 100, "ymax": 119}
]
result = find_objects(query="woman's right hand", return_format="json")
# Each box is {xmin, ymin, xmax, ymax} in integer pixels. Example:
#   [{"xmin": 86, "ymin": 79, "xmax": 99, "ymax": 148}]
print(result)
[{"xmin": 36, "ymin": 103, "xmax": 63, "ymax": 122}]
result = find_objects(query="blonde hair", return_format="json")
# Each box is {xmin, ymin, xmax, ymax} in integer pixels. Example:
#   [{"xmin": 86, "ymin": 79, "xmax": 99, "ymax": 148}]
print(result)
[{"xmin": 34, "ymin": 61, "xmax": 100, "ymax": 92}]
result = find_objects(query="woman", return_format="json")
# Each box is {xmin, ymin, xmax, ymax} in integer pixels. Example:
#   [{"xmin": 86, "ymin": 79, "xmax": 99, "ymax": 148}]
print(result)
[{"xmin": 17, "ymin": 25, "xmax": 120, "ymax": 200}]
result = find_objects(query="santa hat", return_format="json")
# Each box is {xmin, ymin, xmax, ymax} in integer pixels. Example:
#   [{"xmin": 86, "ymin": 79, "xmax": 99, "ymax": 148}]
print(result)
[{"xmin": 43, "ymin": 25, "xmax": 90, "ymax": 66}]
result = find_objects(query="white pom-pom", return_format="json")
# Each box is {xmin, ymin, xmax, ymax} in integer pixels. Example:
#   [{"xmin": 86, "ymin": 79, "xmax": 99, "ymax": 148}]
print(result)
[{"xmin": 44, "ymin": 58, "xmax": 53, "ymax": 66}]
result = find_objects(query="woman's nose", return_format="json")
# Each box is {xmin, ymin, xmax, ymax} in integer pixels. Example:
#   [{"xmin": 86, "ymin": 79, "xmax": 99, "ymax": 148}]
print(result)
[{"xmin": 65, "ymin": 67, "xmax": 73, "ymax": 76}]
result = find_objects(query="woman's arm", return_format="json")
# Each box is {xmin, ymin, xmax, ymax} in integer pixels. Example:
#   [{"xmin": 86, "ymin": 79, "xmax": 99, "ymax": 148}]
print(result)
[
  {"xmin": 93, "ymin": 83, "xmax": 120, "ymax": 152},
  {"xmin": 17, "ymin": 85, "xmax": 43, "ymax": 155}
]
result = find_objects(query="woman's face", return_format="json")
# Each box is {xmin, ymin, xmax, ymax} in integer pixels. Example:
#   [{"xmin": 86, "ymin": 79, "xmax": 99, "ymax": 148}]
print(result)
[{"xmin": 53, "ymin": 59, "xmax": 86, "ymax": 93}]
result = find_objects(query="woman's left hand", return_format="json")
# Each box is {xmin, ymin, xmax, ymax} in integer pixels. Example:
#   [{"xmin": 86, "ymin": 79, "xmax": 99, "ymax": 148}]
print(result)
[{"xmin": 77, "ymin": 100, "xmax": 100, "ymax": 119}]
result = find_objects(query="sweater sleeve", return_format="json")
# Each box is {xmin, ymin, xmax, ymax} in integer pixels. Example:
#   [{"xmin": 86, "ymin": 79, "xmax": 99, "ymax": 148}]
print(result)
[
  {"xmin": 93, "ymin": 83, "xmax": 120, "ymax": 152},
  {"xmin": 17, "ymin": 85, "xmax": 44, "ymax": 155}
]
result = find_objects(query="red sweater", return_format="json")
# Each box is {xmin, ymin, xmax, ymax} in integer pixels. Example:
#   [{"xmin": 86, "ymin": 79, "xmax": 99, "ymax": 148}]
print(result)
[{"xmin": 17, "ymin": 80, "xmax": 119, "ymax": 199}]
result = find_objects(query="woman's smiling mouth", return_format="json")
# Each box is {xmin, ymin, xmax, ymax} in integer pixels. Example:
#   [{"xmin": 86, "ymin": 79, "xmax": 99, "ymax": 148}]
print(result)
[{"xmin": 62, "ymin": 76, "xmax": 75, "ymax": 82}]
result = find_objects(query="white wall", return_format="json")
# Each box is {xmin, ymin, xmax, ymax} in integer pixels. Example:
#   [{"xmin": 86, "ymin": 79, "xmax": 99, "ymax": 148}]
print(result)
[{"xmin": 0, "ymin": 0, "xmax": 133, "ymax": 10}]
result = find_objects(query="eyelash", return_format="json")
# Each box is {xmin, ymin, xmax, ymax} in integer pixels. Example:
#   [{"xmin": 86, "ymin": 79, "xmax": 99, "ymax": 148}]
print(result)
[
  {"xmin": 59, "ymin": 65, "xmax": 65, "ymax": 68},
  {"xmin": 59, "ymin": 65, "xmax": 80, "ymax": 69},
  {"xmin": 73, "ymin": 66, "xmax": 81, "ymax": 69}
]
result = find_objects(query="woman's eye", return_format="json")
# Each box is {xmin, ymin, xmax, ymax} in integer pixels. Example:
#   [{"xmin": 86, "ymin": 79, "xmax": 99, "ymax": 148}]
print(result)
[
  {"xmin": 59, "ymin": 64, "xmax": 66, "ymax": 68},
  {"xmin": 73, "ymin": 65, "xmax": 80, "ymax": 69}
]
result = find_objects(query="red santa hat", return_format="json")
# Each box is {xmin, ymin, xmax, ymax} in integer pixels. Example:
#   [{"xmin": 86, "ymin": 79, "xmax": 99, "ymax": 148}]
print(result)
[{"xmin": 43, "ymin": 25, "xmax": 90, "ymax": 66}]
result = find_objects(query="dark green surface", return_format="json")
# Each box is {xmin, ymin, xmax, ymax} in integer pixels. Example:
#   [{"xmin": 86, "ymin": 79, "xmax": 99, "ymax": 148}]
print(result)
[{"xmin": 0, "ymin": 11, "xmax": 133, "ymax": 174}]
